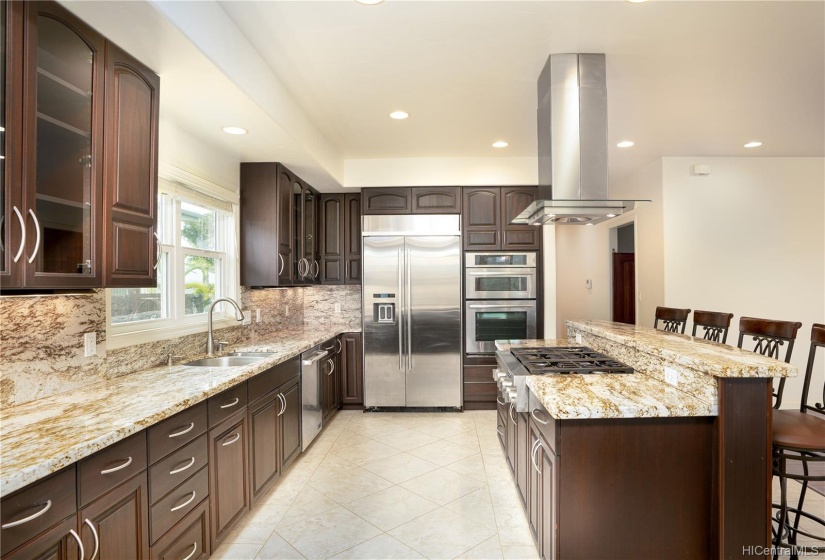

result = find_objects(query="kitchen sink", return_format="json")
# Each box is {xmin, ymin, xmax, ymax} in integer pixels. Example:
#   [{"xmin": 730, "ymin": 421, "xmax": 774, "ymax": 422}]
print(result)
[{"xmin": 184, "ymin": 354, "xmax": 269, "ymax": 367}]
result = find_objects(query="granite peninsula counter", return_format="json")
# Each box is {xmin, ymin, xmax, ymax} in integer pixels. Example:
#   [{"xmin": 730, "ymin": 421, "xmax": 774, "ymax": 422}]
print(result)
[{"xmin": 0, "ymin": 326, "xmax": 359, "ymax": 498}]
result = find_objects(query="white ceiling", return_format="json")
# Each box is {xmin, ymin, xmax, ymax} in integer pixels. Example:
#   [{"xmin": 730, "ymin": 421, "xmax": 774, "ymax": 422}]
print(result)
[{"xmin": 220, "ymin": 0, "xmax": 825, "ymax": 183}]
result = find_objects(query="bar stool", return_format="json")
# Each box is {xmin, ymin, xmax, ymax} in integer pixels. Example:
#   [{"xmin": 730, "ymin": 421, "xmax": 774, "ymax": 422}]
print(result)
[
  {"xmin": 691, "ymin": 310, "xmax": 734, "ymax": 344},
  {"xmin": 771, "ymin": 323, "xmax": 825, "ymax": 558},
  {"xmin": 653, "ymin": 306, "xmax": 691, "ymax": 334},
  {"xmin": 737, "ymin": 317, "xmax": 803, "ymax": 409}
]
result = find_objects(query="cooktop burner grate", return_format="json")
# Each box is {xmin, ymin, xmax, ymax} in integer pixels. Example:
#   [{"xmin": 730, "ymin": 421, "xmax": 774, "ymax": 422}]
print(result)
[{"xmin": 511, "ymin": 346, "xmax": 634, "ymax": 375}]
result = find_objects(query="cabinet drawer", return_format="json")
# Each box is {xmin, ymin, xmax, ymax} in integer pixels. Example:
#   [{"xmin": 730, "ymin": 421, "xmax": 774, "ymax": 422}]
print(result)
[
  {"xmin": 149, "ymin": 434, "xmax": 208, "ymax": 505},
  {"xmin": 149, "ymin": 498, "xmax": 209, "ymax": 560},
  {"xmin": 208, "ymin": 383, "xmax": 248, "ymax": 429},
  {"xmin": 0, "ymin": 467, "xmax": 77, "ymax": 557},
  {"xmin": 463, "ymin": 382, "xmax": 497, "ymax": 402},
  {"xmin": 78, "ymin": 431, "xmax": 147, "ymax": 507},
  {"xmin": 148, "ymin": 402, "xmax": 207, "ymax": 464},
  {"xmin": 464, "ymin": 365, "xmax": 495, "ymax": 383},
  {"xmin": 150, "ymin": 466, "xmax": 209, "ymax": 544},
  {"xmin": 528, "ymin": 389, "xmax": 557, "ymax": 454},
  {"xmin": 248, "ymin": 357, "xmax": 299, "ymax": 404}
]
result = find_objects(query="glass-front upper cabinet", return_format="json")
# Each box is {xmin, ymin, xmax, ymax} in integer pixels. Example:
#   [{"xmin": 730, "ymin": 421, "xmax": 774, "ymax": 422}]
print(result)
[
  {"xmin": 21, "ymin": 2, "xmax": 103, "ymax": 287},
  {"xmin": 303, "ymin": 184, "xmax": 316, "ymax": 282},
  {"xmin": 1, "ymin": 2, "xmax": 9, "ymax": 282},
  {"xmin": 1, "ymin": 0, "xmax": 22, "ymax": 287}
]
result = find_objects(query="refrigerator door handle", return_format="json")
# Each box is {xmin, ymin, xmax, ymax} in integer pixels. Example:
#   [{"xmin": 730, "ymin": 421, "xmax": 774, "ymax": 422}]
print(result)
[
  {"xmin": 398, "ymin": 248, "xmax": 404, "ymax": 372},
  {"xmin": 406, "ymin": 248, "xmax": 412, "ymax": 371}
]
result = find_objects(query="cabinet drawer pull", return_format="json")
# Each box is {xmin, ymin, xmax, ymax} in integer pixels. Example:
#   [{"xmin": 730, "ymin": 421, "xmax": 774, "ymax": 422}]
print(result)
[
  {"xmin": 100, "ymin": 456, "xmax": 133, "ymax": 474},
  {"xmin": 531, "ymin": 439, "xmax": 543, "ymax": 475},
  {"xmin": 181, "ymin": 542, "xmax": 198, "ymax": 560},
  {"xmin": 335, "ymin": 338, "xmax": 342, "ymax": 353},
  {"xmin": 277, "ymin": 393, "xmax": 286, "ymax": 416},
  {"xmin": 27, "ymin": 210, "xmax": 40, "ymax": 264},
  {"xmin": 222, "ymin": 433, "xmax": 241, "ymax": 446},
  {"xmin": 169, "ymin": 457, "xmax": 196, "ymax": 475},
  {"xmin": 1, "ymin": 500, "xmax": 52, "ymax": 528},
  {"xmin": 327, "ymin": 359, "xmax": 335, "ymax": 376},
  {"xmin": 169, "ymin": 422, "xmax": 195, "ymax": 438},
  {"xmin": 11, "ymin": 206, "xmax": 25, "ymax": 263},
  {"xmin": 496, "ymin": 426, "xmax": 505, "ymax": 437},
  {"xmin": 496, "ymin": 396, "xmax": 506, "ymax": 406},
  {"xmin": 170, "ymin": 491, "xmax": 196, "ymax": 512},
  {"xmin": 220, "ymin": 397, "xmax": 240, "ymax": 409},
  {"xmin": 509, "ymin": 403, "xmax": 517, "ymax": 425},
  {"xmin": 530, "ymin": 409, "xmax": 549, "ymax": 426},
  {"xmin": 153, "ymin": 232, "xmax": 161, "ymax": 270},
  {"xmin": 278, "ymin": 253, "xmax": 285, "ymax": 276},
  {"xmin": 69, "ymin": 529, "xmax": 85, "ymax": 560},
  {"xmin": 84, "ymin": 519, "xmax": 99, "ymax": 560}
]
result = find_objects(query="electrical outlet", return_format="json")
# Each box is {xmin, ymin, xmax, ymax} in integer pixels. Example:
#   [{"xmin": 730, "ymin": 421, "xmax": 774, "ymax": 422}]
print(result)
[
  {"xmin": 84, "ymin": 332, "xmax": 96, "ymax": 357},
  {"xmin": 255, "ymin": 309, "xmax": 261, "ymax": 323},
  {"xmin": 285, "ymin": 305, "xmax": 289, "ymax": 317},
  {"xmin": 334, "ymin": 303, "xmax": 342, "ymax": 313},
  {"xmin": 585, "ymin": 279, "xmax": 592, "ymax": 289},
  {"xmin": 575, "ymin": 333, "xmax": 583, "ymax": 344},
  {"xmin": 638, "ymin": 290, "xmax": 642, "ymax": 302},
  {"xmin": 664, "ymin": 367, "xmax": 679, "ymax": 387},
  {"xmin": 242, "ymin": 311, "xmax": 252, "ymax": 326}
]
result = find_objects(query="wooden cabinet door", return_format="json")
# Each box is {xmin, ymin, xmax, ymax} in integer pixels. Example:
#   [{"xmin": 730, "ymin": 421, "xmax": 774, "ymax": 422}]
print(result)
[
  {"xmin": 248, "ymin": 392, "xmax": 280, "ymax": 506},
  {"xmin": 3, "ymin": 516, "xmax": 79, "ymax": 560},
  {"xmin": 463, "ymin": 188, "xmax": 500, "ymax": 250},
  {"xmin": 279, "ymin": 379, "xmax": 302, "ymax": 470},
  {"xmin": 340, "ymin": 333, "xmax": 363, "ymax": 406},
  {"xmin": 79, "ymin": 472, "xmax": 149, "ymax": 560},
  {"xmin": 516, "ymin": 412, "xmax": 529, "ymax": 508},
  {"xmin": 344, "ymin": 194, "xmax": 361, "ymax": 284},
  {"xmin": 319, "ymin": 194, "xmax": 343, "ymax": 284},
  {"xmin": 539, "ymin": 434, "xmax": 557, "ymax": 560},
  {"xmin": 501, "ymin": 186, "xmax": 540, "ymax": 250},
  {"xmin": 527, "ymin": 424, "xmax": 541, "ymax": 544},
  {"xmin": 496, "ymin": 400, "xmax": 507, "ymax": 452},
  {"xmin": 362, "ymin": 187, "xmax": 411, "ymax": 215},
  {"xmin": 102, "ymin": 41, "xmax": 159, "ymax": 287},
  {"xmin": 275, "ymin": 165, "xmax": 293, "ymax": 285},
  {"xmin": 240, "ymin": 163, "xmax": 279, "ymax": 287},
  {"xmin": 208, "ymin": 411, "xmax": 248, "ymax": 550},
  {"xmin": 321, "ymin": 355, "xmax": 334, "ymax": 422},
  {"xmin": 302, "ymin": 184, "xmax": 319, "ymax": 284},
  {"xmin": 21, "ymin": 0, "xmax": 105, "ymax": 288},
  {"xmin": 411, "ymin": 187, "xmax": 461, "ymax": 214},
  {"xmin": 505, "ymin": 404, "xmax": 517, "ymax": 475}
]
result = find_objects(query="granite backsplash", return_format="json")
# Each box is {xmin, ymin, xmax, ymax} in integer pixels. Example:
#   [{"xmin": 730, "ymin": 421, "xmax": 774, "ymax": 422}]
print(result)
[{"xmin": 0, "ymin": 285, "xmax": 361, "ymax": 408}]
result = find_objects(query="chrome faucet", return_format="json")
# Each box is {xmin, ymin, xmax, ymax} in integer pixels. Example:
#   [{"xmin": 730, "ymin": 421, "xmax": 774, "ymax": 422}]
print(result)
[{"xmin": 207, "ymin": 297, "xmax": 245, "ymax": 357}]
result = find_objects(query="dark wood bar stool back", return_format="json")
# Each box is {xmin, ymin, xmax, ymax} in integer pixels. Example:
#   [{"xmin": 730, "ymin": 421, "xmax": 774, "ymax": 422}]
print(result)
[
  {"xmin": 736, "ymin": 317, "xmax": 803, "ymax": 409},
  {"xmin": 653, "ymin": 306, "xmax": 691, "ymax": 334},
  {"xmin": 770, "ymin": 323, "xmax": 825, "ymax": 556},
  {"xmin": 691, "ymin": 310, "xmax": 734, "ymax": 344}
]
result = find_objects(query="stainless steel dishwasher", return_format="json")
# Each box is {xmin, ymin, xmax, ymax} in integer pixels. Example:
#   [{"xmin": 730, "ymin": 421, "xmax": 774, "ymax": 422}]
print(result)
[{"xmin": 301, "ymin": 345, "xmax": 329, "ymax": 450}]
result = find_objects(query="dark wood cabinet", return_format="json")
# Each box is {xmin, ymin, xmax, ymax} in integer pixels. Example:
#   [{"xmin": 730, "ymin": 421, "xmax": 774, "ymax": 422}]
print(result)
[
  {"xmin": 463, "ymin": 356, "xmax": 497, "ymax": 410},
  {"xmin": 501, "ymin": 186, "xmax": 540, "ymax": 250},
  {"xmin": 79, "ymin": 472, "xmax": 150, "ymax": 560},
  {"xmin": 319, "ymin": 193, "xmax": 362, "ymax": 285},
  {"xmin": 462, "ymin": 186, "xmax": 540, "ymax": 250},
  {"xmin": 248, "ymin": 391, "xmax": 281, "ymax": 506},
  {"xmin": 321, "ymin": 337, "xmax": 341, "ymax": 424},
  {"xmin": 539, "ymin": 432, "xmax": 557, "ymax": 560},
  {"xmin": 2, "ymin": 516, "xmax": 79, "ymax": 560},
  {"xmin": 102, "ymin": 42, "xmax": 159, "ymax": 288},
  {"xmin": 344, "ymin": 194, "xmax": 361, "ymax": 284},
  {"xmin": 411, "ymin": 187, "xmax": 461, "ymax": 213},
  {"xmin": 279, "ymin": 378, "xmax": 302, "ymax": 471},
  {"xmin": 149, "ymin": 498, "xmax": 209, "ymax": 560},
  {"xmin": 340, "ymin": 332, "xmax": 363, "ymax": 408},
  {"xmin": 505, "ymin": 404, "xmax": 517, "ymax": 475},
  {"xmin": 362, "ymin": 187, "xmax": 411, "ymax": 214},
  {"xmin": 516, "ymin": 411, "xmax": 529, "ymax": 508},
  {"xmin": 293, "ymin": 179, "xmax": 320, "ymax": 284},
  {"xmin": 207, "ymin": 410, "xmax": 248, "ymax": 550}
]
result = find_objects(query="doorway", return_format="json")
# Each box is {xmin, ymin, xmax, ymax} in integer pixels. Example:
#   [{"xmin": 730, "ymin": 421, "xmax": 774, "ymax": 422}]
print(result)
[{"xmin": 611, "ymin": 223, "xmax": 635, "ymax": 324}]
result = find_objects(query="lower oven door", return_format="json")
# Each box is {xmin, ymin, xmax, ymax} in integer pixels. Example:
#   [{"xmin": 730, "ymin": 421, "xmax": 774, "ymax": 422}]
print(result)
[{"xmin": 465, "ymin": 300, "xmax": 537, "ymax": 355}]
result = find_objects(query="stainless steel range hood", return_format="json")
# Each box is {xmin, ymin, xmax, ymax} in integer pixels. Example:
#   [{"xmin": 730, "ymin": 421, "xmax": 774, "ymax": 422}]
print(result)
[{"xmin": 513, "ymin": 53, "xmax": 649, "ymax": 226}]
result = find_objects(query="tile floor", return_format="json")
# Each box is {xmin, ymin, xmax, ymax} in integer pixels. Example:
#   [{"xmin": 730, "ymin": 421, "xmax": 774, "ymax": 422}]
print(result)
[{"xmin": 212, "ymin": 410, "xmax": 535, "ymax": 560}]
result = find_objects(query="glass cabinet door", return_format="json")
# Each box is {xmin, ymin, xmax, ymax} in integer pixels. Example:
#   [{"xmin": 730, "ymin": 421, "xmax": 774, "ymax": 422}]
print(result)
[
  {"xmin": 303, "ymin": 185, "xmax": 315, "ymax": 280},
  {"xmin": 1, "ymin": 1, "xmax": 8, "ymax": 278}
]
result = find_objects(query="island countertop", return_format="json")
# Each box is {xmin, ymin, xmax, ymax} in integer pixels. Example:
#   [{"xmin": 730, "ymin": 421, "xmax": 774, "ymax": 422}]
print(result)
[{"xmin": 0, "ymin": 326, "xmax": 358, "ymax": 498}]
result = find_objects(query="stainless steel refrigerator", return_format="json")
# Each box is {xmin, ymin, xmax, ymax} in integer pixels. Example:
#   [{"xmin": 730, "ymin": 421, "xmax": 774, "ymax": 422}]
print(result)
[{"xmin": 362, "ymin": 215, "xmax": 462, "ymax": 408}]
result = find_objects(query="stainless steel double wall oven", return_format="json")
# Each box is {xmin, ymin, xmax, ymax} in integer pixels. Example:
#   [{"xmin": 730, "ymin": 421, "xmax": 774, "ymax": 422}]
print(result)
[{"xmin": 464, "ymin": 252, "xmax": 538, "ymax": 355}]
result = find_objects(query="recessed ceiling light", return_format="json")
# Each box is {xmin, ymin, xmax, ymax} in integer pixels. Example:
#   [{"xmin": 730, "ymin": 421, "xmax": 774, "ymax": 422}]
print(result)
[
  {"xmin": 355, "ymin": 0, "xmax": 384, "ymax": 4},
  {"xmin": 389, "ymin": 111, "xmax": 409, "ymax": 120},
  {"xmin": 586, "ymin": 223, "xmax": 594, "ymax": 226},
  {"xmin": 606, "ymin": 214, "xmax": 617, "ymax": 218},
  {"xmin": 492, "ymin": 141, "xmax": 509, "ymax": 148},
  {"xmin": 617, "ymin": 141, "xmax": 635, "ymax": 148},
  {"xmin": 221, "ymin": 126, "xmax": 248, "ymax": 135},
  {"xmin": 744, "ymin": 141, "xmax": 763, "ymax": 148},
  {"xmin": 626, "ymin": 0, "xmax": 649, "ymax": 3}
]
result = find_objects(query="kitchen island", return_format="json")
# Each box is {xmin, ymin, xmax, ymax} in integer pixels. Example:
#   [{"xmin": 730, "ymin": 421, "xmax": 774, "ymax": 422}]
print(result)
[{"xmin": 495, "ymin": 320, "xmax": 796, "ymax": 560}]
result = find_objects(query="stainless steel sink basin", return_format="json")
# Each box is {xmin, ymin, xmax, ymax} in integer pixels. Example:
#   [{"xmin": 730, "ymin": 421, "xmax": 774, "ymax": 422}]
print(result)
[
  {"xmin": 184, "ymin": 356, "xmax": 266, "ymax": 367},
  {"xmin": 227, "ymin": 352, "xmax": 277, "ymax": 358}
]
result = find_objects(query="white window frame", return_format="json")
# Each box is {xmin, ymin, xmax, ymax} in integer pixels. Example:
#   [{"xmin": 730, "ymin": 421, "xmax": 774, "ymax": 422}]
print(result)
[{"xmin": 106, "ymin": 169, "xmax": 241, "ymax": 350}]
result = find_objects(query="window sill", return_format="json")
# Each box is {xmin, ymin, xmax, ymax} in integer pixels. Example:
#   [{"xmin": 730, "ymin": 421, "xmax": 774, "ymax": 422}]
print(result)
[{"xmin": 107, "ymin": 317, "xmax": 244, "ymax": 350}]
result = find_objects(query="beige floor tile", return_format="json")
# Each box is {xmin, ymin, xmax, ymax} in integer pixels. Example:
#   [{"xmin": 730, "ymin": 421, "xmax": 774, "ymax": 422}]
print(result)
[
  {"xmin": 263, "ymin": 474, "xmax": 311, "ymax": 506},
  {"xmin": 330, "ymin": 534, "xmax": 425, "ymax": 559},
  {"xmin": 493, "ymin": 506, "xmax": 535, "ymax": 548},
  {"xmin": 409, "ymin": 440, "xmax": 481, "ymax": 466},
  {"xmin": 277, "ymin": 506, "xmax": 382, "ymax": 560},
  {"xmin": 345, "ymin": 485, "xmax": 439, "ymax": 531},
  {"xmin": 224, "ymin": 521, "xmax": 277, "ymax": 545},
  {"xmin": 309, "ymin": 466, "xmax": 395, "ymax": 503},
  {"xmin": 401, "ymin": 467, "xmax": 488, "ymax": 505},
  {"xmin": 360, "ymin": 452, "xmax": 440, "ymax": 484},
  {"xmin": 277, "ymin": 486, "xmax": 341, "ymax": 528},
  {"xmin": 444, "ymin": 487, "xmax": 497, "ymax": 529},
  {"xmin": 211, "ymin": 542, "xmax": 264, "ymax": 560},
  {"xmin": 348, "ymin": 419, "xmax": 408, "ymax": 438},
  {"xmin": 413, "ymin": 419, "xmax": 477, "ymax": 438},
  {"xmin": 444, "ymin": 454, "xmax": 489, "ymax": 482},
  {"xmin": 389, "ymin": 507, "xmax": 497, "ymax": 559},
  {"xmin": 330, "ymin": 439, "xmax": 401, "ymax": 465},
  {"xmin": 256, "ymin": 533, "xmax": 307, "ymax": 560},
  {"xmin": 445, "ymin": 430, "xmax": 482, "ymax": 449},
  {"xmin": 331, "ymin": 431, "xmax": 376, "ymax": 449},
  {"xmin": 501, "ymin": 544, "xmax": 540, "ymax": 560},
  {"xmin": 311, "ymin": 453, "xmax": 359, "ymax": 477},
  {"xmin": 246, "ymin": 503, "xmax": 289, "ymax": 527},
  {"xmin": 372, "ymin": 429, "xmax": 441, "ymax": 451},
  {"xmin": 455, "ymin": 535, "xmax": 504, "ymax": 560}
]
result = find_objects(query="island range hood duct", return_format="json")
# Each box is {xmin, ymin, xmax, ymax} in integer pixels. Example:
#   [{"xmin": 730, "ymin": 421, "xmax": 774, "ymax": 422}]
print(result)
[{"xmin": 513, "ymin": 53, "xmax": 649, "ymax": 226}]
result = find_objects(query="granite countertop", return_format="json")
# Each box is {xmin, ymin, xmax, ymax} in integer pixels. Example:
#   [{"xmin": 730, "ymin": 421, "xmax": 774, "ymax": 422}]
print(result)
[
  {"xmin": 495, "ymin": 338, "xmax": 717, "ymax": 419},
  {"xmin": 569, "ymin": 320, "xmax": 797, "ymax": 378},
  {"xmin": 0, "ymin": 326, "xmax": 358, "ymax": 498}
]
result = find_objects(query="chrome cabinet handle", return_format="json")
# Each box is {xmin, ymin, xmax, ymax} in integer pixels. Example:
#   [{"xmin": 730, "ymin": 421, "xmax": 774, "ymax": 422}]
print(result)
[
  {"xmin": 509, "ymin": 403, "xmax": 517, "ymax": 425},
  {"xmin": 181, "ymin": 542, "xmax": 198, "ymax": 560},
  {"xmin": 170, "ymin": 491, "xmax": 196, "ymax": 512},
  {"xmin": 11, "ymin": 206, "xmax": 25, "ymax": 263},
  {"xmin": 327, "ymin": 359, "xmax": 335, "ymax": 376},
  {"xmin": 100, "ymin": 456, "xmax": 132, "ymax": 474},
  {"xmin": 398, "ymin": 248, "xmax": 404, "ymax": 372},
  {"xmin": 530, "ymin": 440, "xmax": 542, "ymax": 474},
  {"xmin": 530, "ymin": 409, "xmax": 549, "ymax": 426},
  {"xmin": 84, "ymin": 519, "xmax": 99, "ymax": 560},
  {"xmin": 496, "ymin": 426, "xmax": 505, "ymax": 437},
  {"xmin": 168, "ymin": 422, "xmax": 195, "ymax": 438},
  {"xmin": 153, "ymin": 232, "xmax": 161, "ymax": 270},
  {"xmin": 1, "ymin": 500, "xmax": 51, "ymax": 528},
  {"xmin": 277, "ymin": 393, "xmax": 286, "ymax": 416},
  {"xmin": 27, "ymin": 210, "xmax": 40, "ymax": 264},
  {"xmin": 312, "ymin": 260, "xmax": 319, "ymax": 279},
  {"xmin": 69, "ymin": 529, "xmax": 85, "ymax": 560},
  {"xmin": 496, "ymin": 396, "xmax": 506, "ymax": 406},
  {"xmin": 169, "ymin": 457, "xmax": 196, "ymax": 475},
  {"xmin": 335, "ymin": 338, "xmax": 342, "ymax": 353},
  {"xmin": 222, "ymin": 433, "xmax": 240, "ymax": 446},
  {"xmin": 278, "ymin": 253, "xmax": 285, "ymax": 276},
  {"xmin": 220, "ymin": 397, "xmax": 240, "ymax": 409}
]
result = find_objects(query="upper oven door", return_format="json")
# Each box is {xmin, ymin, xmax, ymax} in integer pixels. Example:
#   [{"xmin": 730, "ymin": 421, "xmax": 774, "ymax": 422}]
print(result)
[
  {"xmin": 465, "ymin": 300, "xmax": 537, "ymax": 355},
  {"xmin": 465, "ymin": 267, "xmax": 536, "ymax": 299}
]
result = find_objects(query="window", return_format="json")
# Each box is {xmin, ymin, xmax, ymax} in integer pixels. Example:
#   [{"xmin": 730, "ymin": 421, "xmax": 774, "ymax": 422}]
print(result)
[{"xmin": 108, "ymin": 179, "xmax": 239, "ymax": 347}]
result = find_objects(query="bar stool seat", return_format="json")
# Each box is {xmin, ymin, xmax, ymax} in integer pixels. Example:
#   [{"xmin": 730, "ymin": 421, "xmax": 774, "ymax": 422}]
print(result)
[{"xmin": 773, "ymin": 410, "xmax": 825, "ymax": 451}]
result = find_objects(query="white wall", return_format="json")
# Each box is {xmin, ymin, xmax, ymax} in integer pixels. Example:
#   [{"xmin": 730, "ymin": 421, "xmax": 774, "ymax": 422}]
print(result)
[
  {"xmin": 344, "ymin": 157, "xmax": 538, "ymax": 187},
  {"xmin": 159, "ymin": 119, "xmax": 240, "ymax": 193},
  {"xmin": 662, "ymin": 157, "xmax": 825, "ymax": 409}
]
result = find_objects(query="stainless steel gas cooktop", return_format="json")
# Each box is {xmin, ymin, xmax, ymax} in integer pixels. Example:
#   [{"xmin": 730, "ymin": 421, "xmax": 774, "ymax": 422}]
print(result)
[{"xmin": 510, "ymin": 346, "xmax": 633, "ymax": 375}]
